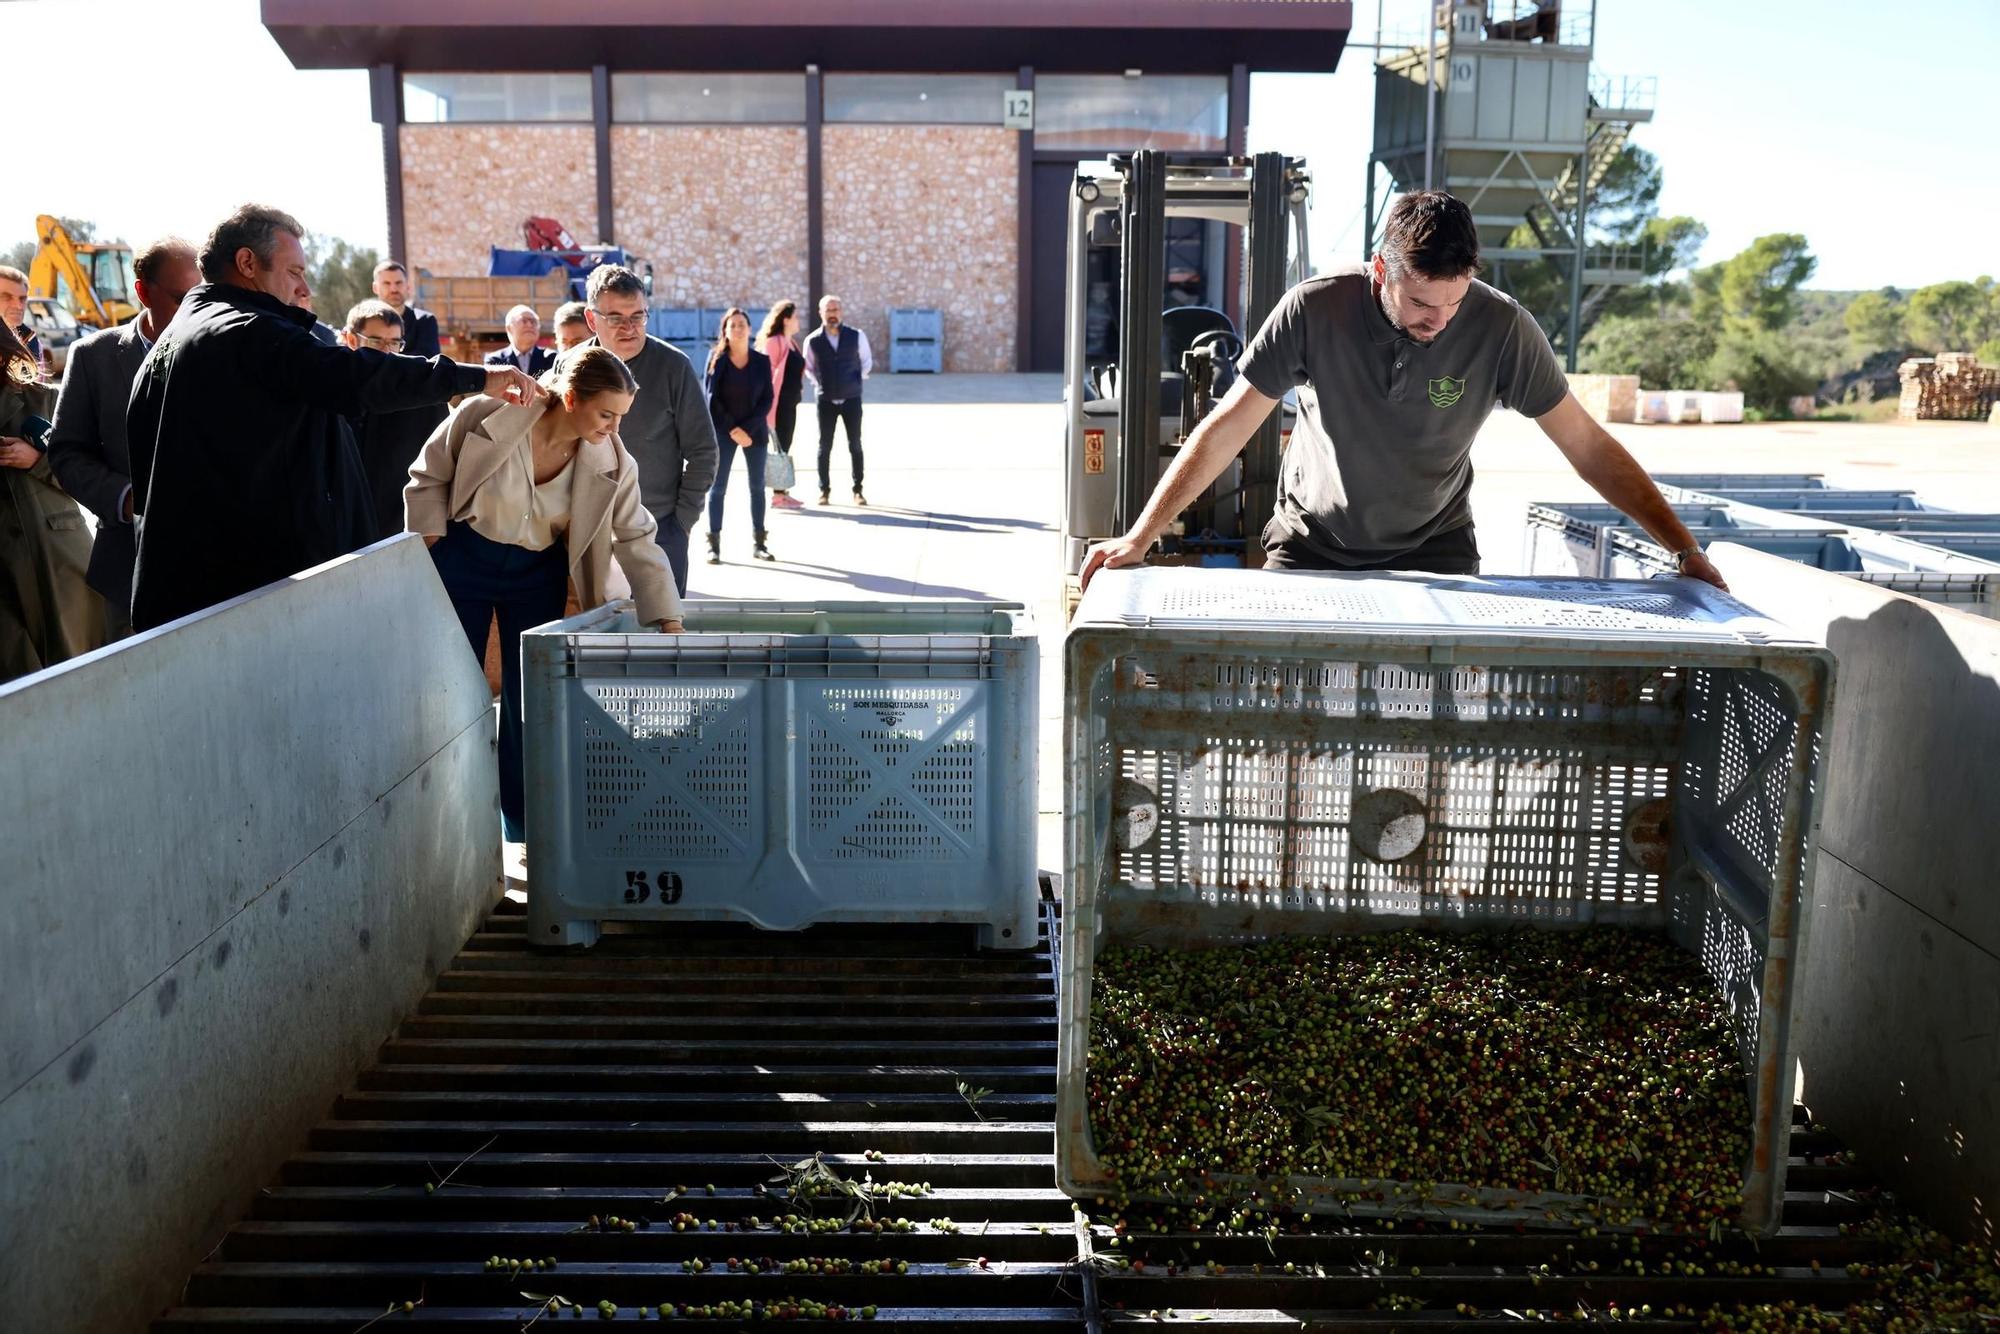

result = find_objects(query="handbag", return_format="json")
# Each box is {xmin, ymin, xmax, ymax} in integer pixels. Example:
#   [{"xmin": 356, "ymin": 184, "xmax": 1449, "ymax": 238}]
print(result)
[{"xmin": 766, "ymin": 449, "xmax": 796, "ymax": 492}]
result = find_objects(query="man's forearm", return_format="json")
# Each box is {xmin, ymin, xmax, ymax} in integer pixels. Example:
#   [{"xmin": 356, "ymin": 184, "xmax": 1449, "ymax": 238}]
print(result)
[{"xmin": 1570, "ymin": 425, "xmax": 1701, "ymax": 554}]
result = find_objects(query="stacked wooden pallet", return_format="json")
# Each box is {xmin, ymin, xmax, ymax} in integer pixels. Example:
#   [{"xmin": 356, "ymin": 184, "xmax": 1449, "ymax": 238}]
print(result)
[{"xmin": 1899, "ymin": 352, "xmax": 2000, "ymax": 420}]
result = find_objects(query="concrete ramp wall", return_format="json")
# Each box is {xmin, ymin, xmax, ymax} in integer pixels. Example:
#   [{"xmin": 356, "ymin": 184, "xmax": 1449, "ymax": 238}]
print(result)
[
  {"xmin": 1714, "ymin": 543, "xmax": 2000, "ymax": 1253},
  {"xmin": 0, "ymin": 536, "xmax": 501, "ymax": 1333}
]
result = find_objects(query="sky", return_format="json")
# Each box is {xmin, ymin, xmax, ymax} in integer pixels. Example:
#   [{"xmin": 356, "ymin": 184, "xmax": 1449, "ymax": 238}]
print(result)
[{"xmin": 6, "ymin": 0, "xmax": 1997, "ymax": 292}]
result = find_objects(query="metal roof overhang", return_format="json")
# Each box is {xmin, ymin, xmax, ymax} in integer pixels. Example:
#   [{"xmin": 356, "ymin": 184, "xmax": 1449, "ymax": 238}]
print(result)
[{"xmin": 262, "ymin": 0, "xmax": 1352, "ymax": 74}]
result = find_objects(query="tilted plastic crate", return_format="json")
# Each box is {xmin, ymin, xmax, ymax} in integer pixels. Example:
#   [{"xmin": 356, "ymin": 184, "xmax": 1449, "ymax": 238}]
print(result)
[
  {"xmin": 1059, "ymin": 567, "xmax": 1835, "ymax": 1234},
  {"xmin": 523, "ymin": 600, "xmax": 1038, "ymax": 949}
]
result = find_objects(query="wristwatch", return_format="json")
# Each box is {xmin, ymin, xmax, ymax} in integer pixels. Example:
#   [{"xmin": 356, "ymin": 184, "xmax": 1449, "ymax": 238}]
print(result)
[{"xmin": 1672, "ymin": 545, "xmax": 1704, "ymax": 571}]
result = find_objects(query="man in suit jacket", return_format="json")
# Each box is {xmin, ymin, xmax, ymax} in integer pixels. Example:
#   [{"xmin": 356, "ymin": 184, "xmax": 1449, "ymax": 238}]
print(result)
[
  {"xmin": 47, "ymin": 238, "xmax": 200, "ymax": 640},
  {"xmin": 371, "ymin": 259, "xmax": 441, "ymax": 357},
  {"xmin": 484, "ymin": 304, "xmax": 554, "ymax": 377}
]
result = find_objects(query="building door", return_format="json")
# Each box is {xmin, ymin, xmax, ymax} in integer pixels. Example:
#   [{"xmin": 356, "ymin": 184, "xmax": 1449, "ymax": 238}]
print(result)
[{"xmin": 1029, "ymin": 160, "xmax": 1076, "ymax": 373}]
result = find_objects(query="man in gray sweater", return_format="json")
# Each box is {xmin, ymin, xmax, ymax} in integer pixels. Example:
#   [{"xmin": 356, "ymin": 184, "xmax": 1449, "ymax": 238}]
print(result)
[{"xmin": 584, "ymin": 265, "xmax": 718, "ymax": 595}]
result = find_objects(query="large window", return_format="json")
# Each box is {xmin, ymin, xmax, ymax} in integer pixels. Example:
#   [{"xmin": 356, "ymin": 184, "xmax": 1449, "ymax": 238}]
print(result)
[
  {"xmin": 403, "ymin": 73, "xmax": 591, "ymax": 123},
  {"xmin": 824, "ymin": 74, "xmax": 1016, "ymax": 125},
  {"xmin": 612, "ymin": 74, "xmax": 806, "ymax": 124},
  {"xmin": 1034, "ymin": 74, "xmax": 1228, "ymax": 152}
]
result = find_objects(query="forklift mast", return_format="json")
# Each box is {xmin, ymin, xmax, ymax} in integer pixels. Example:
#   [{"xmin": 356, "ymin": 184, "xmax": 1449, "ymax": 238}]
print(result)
[{"xmin": 1104, "ymin": 155, "xmax": 1304, "ymax": 544}]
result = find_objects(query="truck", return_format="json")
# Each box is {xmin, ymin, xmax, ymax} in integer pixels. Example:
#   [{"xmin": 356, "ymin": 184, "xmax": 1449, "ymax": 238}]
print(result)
[{"xmin": 26, "ymin": 213, "xmax": 137, "ymax": 329}]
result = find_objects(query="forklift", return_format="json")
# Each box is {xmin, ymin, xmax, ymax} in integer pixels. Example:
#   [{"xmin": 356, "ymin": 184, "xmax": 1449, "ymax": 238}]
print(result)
[{"xmin": 1059, "ymin": 151, "xmax": 1313, "ymax": 597}]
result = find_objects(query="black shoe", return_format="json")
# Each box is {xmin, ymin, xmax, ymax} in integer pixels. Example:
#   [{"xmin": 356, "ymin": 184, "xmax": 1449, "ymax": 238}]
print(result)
[
  {"xmin": 752, "ymin": 532, "xmax": 775, "ymax": 562},
  {"xmin": 817, "ymin": 490, "xmax": 832, "ymax": 506},
  {"xmin": 852, "ymin": 490, "xmax": 867, "ymax": 507},
  {"xmin": 705, "ymin": 531, "xmax": 722, "ymax": 565}
]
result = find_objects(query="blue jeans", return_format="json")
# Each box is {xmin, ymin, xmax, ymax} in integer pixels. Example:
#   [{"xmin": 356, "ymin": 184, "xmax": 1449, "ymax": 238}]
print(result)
[
  {"xmin": 429, "ymin": 522, "xmax": 569, "ymax": 841},
  {"xmin": 708, "ymin": 439, "xmax": 769, "ymax": 535},
  {"xmin": 654, "ymin": 512, "xmax": 690, "ymax": 596}
]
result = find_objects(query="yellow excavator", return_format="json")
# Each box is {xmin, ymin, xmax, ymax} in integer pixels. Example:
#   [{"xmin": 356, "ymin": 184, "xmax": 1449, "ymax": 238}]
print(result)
[{"xmin": 28, "ymin": 214, "xmax": 137, "ymax": 328}]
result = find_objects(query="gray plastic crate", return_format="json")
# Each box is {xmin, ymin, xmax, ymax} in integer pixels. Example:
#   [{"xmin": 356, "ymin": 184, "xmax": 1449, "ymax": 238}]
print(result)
[
  {"xmin": 1598, "ymin": 525, "xmax": 2000, "ymax": 619},
  {"xmin": 522, "ymin": 600, "xmax": 1038, "ymax": 950},
  {"xmin": 1662, "ymin": 486, "xmax": 1939, "ymax": 512},
  {"xmin": 888, "ymin": 307, "xmax": 943, "ymax": 373},
  {"xmin": 1060, "ymin": 567, "xmax": 1835, "ymax": 1235},
  {"xmin": 1649, "ymin": 473, "xmax": 1826, "ymax": 492},
  {"xmin": 1520, "ymin": 504, "xmax": 1792, "ymax": 576}
]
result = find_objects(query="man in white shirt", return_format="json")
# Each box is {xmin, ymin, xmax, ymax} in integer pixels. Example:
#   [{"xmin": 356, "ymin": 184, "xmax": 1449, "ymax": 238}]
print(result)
[
  {"xmin": 801, "ymin": 294, "xmax": 872, "ymax": 506},
  {"xmin": 484, "ymin": 305, "xmax": 554, "ymax": 377}
]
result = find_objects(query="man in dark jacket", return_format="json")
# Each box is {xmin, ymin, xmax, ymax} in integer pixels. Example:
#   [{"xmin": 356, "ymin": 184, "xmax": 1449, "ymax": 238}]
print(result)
[
  {"xmin": 484, "ymin": 304, "xmax": 555, "ymax": 377},
  {"xmin": 47, "ymin": 237, "xmax": 199, "ymax": 641},
  {"xmin": 127, "ymin": 203, "xmax": 541, "ymax": 631}
]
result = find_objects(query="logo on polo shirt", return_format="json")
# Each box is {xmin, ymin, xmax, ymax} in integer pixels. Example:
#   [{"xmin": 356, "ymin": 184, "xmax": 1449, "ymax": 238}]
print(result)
[{"xmin": 1427, "ymin": 376, "xmax": 1466, "ymax": 408}]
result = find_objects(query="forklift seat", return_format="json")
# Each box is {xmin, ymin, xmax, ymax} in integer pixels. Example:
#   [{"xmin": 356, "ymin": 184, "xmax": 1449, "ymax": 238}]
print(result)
[{"xmin": 1160, "ymin": 306, "xmax": 1239, "ymax": 418}]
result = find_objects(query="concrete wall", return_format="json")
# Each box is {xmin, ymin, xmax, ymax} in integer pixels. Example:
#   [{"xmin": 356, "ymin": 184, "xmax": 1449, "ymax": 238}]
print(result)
[
  {"xmin": 0, "ymin": 536, "xmax": 502, "ymax": 1333},
  {"xmin": 401, "ymin": 123, "xmax": 601, "ymax": 275},
  {"xmin": 822, "ymin": 125, "xmax": 1020, "ymax": 373},
  {"xmin": 613, "ymin": 125, "xmax": 810, "ymax": 311},
  {"xmin": 1712, "ymin": 543, "xmax": 2000, "ymax": 1256}
]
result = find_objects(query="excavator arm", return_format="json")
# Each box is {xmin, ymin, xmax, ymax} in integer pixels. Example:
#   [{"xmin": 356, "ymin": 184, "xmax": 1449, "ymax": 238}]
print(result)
[{"xmin": 29, "ymin": 214, "xmax": 113, "ymax": 328}]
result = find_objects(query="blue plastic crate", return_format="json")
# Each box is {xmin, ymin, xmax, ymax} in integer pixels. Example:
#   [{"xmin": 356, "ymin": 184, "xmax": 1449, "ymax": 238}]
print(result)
[
  {"xmin": 521, "ymin": 600, "xmax": 1039, "ymax": 950},
  {"xmin": 1649, "ymin": 472, "xmax": 1826, "ymax": 491},
  {"xmin": 647, "ymin": 308, "xmax": 701, "ymax": 342},
  {"xmin": 1662, "ymin": 486, "xmax": 1941, "ymax": 512}
]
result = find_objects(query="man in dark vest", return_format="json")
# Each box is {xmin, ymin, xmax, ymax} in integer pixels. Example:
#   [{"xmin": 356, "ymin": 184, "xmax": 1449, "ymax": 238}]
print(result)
[{"xmin": 802, "ymin": 294, "xmax": 872, "ymax": 507}]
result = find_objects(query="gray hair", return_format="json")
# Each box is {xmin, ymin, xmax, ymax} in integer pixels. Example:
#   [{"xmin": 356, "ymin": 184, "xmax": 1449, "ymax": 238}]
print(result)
[
  {"xmin": 505, "ymin": 304, "xmax": 540, "ymax": 326},
  {"xmin": 818, "ymin": 293, "xmax": 841, "ymax": 311},
  {"xmin": 199, "ymin": 204, "xmax": 304, "ymax": 283},
  {"xmin": 585, "ymin": 265, "xmax": 646, "ymax": 304}
]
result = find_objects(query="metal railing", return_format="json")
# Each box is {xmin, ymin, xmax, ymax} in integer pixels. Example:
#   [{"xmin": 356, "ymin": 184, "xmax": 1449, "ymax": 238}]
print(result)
[{"xmin": 1590, "ymin": 72, "xmax": 1658, "ymax": 113}]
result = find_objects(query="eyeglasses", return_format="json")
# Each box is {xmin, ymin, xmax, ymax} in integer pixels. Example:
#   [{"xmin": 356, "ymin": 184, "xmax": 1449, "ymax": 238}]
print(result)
[
  {"xmin": 358, "ymin": 333, "xmax": 406, "ymax": 351},
  {"xmin": 590, "ymin": 308, "xmax": 648, "ymax": 331}
]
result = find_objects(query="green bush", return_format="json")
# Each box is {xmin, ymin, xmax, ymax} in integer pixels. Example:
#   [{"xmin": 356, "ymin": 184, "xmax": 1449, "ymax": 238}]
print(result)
[
  {"xmin": 1578, "ymin": 314, "xmax": 1718, "ymax": 389},
  {"xmin": 1703, "ymin": 327, "xmax": 1820, "ymax": 412}
]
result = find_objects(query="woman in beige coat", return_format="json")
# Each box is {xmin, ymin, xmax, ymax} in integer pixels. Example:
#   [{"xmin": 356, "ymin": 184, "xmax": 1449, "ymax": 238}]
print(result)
[
  {"xmin": 1, "ymin": 321, "xmax": 102, "ymax": 683},
  {"xmin": 405, "ymin": 344, "xmax": 682, "ymax": 839}
]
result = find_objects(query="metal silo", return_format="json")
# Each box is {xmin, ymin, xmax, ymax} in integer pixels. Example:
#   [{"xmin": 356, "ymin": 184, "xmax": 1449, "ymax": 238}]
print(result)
[{"xmin": 1365, "ymin": 1, "xmax": 1655, "ymax": 366}]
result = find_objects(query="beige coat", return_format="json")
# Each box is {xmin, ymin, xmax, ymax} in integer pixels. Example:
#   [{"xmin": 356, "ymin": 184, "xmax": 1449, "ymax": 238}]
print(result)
[{"xmin": 404, "ymin": 396, "xmax": 682, "ymax": 626}]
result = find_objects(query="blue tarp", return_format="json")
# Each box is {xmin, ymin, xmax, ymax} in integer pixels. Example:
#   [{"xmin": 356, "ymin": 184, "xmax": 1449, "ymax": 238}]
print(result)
[{"xmin": 486, "ymin": 247, "xmax": 632, "ymax": 295}]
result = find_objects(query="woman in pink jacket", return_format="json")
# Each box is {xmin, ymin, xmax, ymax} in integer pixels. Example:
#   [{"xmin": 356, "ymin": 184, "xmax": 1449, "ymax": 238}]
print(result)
[{"xmin": 758, "ymin": 301, "xmax": 805, "ymax": 509}]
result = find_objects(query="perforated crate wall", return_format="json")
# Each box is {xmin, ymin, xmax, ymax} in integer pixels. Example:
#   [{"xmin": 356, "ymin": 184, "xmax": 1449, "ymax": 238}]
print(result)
[
  {"xmin": 1058, "ymin": 568, "xmax": 1836, "ymax": 1235},
  {"xmin": 523, "ymin": 601, "xmax": 1038, "ymax": 950}
]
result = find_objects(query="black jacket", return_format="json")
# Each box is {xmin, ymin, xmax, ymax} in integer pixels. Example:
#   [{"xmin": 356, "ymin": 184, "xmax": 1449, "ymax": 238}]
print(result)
[
  {"xmin": 401, "ymin": 305, "xmax": 443, "ymax": 359},
  {"xmin": 705, "ymin": 349, "xmax": 774, "ymax": 449},
  {"xmin": 127, "ymin": 282, "xmax": 484, "ymax": 630},
  {"xmin": 485, "ymin": 344, "xmax": 555, "ymax": 377}
]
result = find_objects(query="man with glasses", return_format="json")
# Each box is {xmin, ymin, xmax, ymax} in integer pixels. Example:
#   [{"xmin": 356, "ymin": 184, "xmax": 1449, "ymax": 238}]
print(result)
[
  {"xmin": 340, "ymin": 299, "xmax": 431, "ymax": 542},
  {"xmin": 46, "ymin": 237, "xmax": 201, "ymax": 640},
  {"xmin": 583, "ymin": 265, "xmax": 716, "ymax": 597}
]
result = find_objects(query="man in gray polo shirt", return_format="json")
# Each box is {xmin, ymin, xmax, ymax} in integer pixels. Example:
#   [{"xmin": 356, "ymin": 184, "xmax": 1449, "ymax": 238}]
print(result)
[
  {"xmin": 1082, "ymin": 191, "xmax": 1726, "ymax": 591},
  {"xmin": 584, "ymin": 265, "xmax": 718, "ymax": 596}
]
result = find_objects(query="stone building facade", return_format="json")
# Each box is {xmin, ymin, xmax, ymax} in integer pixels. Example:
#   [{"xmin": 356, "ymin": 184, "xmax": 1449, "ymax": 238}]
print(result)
[{"xmin": 262, "ymin": 2, "xmax": 1352, "ymax": 373}]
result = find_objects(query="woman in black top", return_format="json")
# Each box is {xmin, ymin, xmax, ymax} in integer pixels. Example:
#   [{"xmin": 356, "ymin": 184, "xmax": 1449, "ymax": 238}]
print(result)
[
  {"xmin": 704, "ymin": 308, "xmax": 775, "ymax": 563},
  {"xmin": 759, "ymin": 301, "xmax": 806, "ymax": 509}
]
